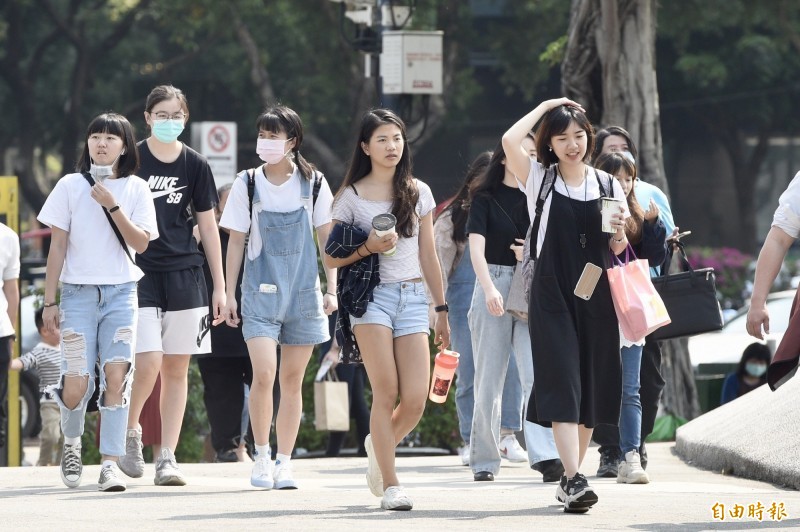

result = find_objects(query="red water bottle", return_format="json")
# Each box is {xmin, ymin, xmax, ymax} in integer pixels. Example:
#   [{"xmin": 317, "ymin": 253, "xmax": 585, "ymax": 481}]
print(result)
[{"xmin": 429, "ymin": 349, "xmax": 460, "ymax": 403}]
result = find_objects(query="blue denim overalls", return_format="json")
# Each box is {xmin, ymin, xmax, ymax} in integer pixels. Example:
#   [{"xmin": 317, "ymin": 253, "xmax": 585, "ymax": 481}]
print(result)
[{"xmin": 240, "ymin": 172, "xmax": 329, "ymax": 346}]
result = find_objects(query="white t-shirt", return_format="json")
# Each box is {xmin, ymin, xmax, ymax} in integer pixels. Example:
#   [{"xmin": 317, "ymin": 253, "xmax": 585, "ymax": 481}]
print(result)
[
  {"xmin": 520, "ymin": 161, "xmax": 628, "ymax": 257},
  {"xmin": 331, "ymin": 179, "xmax": 436, "ymax": 283},
  {"xmin": 773, "ymin": 171, "xmax": 800, "ymax": 238},
  {"xmin": 219, "ymin": 167, "xmax": 334, "ymax": 260},
  {"xmin": 38, "ymin": 173, "xmax": 159, "ymax": 284},
  {"xmin": 0, "ymin": 222, "xmax": 20, "ymax": 337}
]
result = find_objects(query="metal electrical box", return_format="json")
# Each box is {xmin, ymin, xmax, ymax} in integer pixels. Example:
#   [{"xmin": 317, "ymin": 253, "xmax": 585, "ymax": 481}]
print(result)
[{"xmin": 380, "ymin": 30, "xmax": 443, "ymax": 95}]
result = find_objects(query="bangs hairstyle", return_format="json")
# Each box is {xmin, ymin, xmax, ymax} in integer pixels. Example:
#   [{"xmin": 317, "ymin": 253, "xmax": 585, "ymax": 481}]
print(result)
[
  {"xmin": 256, "ymin": 105, "xmax": 316, "ymax": 181},
  {"xmin": 595, "ymin": 152, "xmax": 644, "ymax": 244},
  {"xmin": 469, "ymin": 141, "xmax": 506, "ymax": 200},
  {"xmin": 338, "ymin": 109, "xmax": 418, "ymax": 237},
  {"xmin": 593, "ymin": 125, "xmax": 638, "ymax": 163},
  {"xmin": 448, "ymin": 151, "xmax": 491, "ymax": 243},
  {"xmin": 77, "ymin": 112, "xmax": 140, "ymax": 178},
  {"xmin": 736, "ymin": 342, "xmax": 771, "ymax": 379},
  {"xmin": 535, "ymin": 105, "xmax": 595, "ymax": 167}
]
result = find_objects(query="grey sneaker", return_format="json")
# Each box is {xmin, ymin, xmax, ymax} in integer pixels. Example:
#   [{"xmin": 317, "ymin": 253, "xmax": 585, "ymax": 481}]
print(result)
[
  {"xmin": 154, "ymin": 448, "xmax": 186, "ymax": 486},
  {"xmin": 60, "ymin": 443, "xmax": 83, "ymax": 488},
  {"xmin": 98, "ymin": 463, "xmax": 127, "ymax": 492},
  {"xmin": 118, "ymin": 428, "xmax": 145, "ymax": 478}
]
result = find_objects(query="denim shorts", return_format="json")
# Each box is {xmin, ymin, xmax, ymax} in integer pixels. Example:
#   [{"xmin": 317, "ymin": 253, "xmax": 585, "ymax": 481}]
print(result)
[{"xmin": 350, "ymin": 281, "xmax": 430, "ymax": 338}]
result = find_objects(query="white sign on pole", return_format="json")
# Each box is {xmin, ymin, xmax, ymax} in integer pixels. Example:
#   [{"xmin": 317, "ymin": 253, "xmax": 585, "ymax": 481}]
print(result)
[
  {"xmin": 191, "ymin": 122, "xmax": 238, "ymax": 187},
  {"xmin": 380, "ymin": 31, "xmax": 443, "ymax": 95}
]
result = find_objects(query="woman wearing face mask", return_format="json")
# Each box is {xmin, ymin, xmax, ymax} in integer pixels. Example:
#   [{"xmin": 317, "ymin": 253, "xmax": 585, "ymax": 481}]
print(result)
[
  {"xmin": 219, "ymin": 105, "xmax": 337, "ymax": 490},
  {"xmin": 720, "ymin": 343, "xmax": 771, "ymax": 405},
  {"xmin": 38, "ymin": 113, "xmax": 158, "ymax": 491},
  {"xmin": 118, "ymin": 85, "xmax": 225, "ymax": 487}
]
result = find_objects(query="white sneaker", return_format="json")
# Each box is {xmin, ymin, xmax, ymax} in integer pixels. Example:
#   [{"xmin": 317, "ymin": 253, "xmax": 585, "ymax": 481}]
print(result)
[
  {"xmin": 273, "ymin": 462, "xmax": 298, "ymax": 490},
  {"xmin": 458, "ymin": 444, "xmax": 470, "ymax": 466},
  {"xmin": 251, "ymin": 457, "xmax": 274, "ymax": 489},
  {"xmin": 498, "ymin": 434, "xmax": 528, "ymax": 463},
  {"xmin": 118, "ymin": 428, "xmax": 144, "ymax": 478},
  {"xmin": 364, "ymin": 434, "xmax": 384, "ymax": 497},
  {"xmin": 381, "ymin": 485, "xmax": 413, "ymax": 511},
  {"xmin": 617, "ymin": 450, "xmax": 650, "ymax": 484},
  {"xmin": 98, "ymin": 463, "xmax": 127, "ymax": 492},
  {"xmin": 154, "ymin": 448, "xmax": 187, "ymax": 486}
]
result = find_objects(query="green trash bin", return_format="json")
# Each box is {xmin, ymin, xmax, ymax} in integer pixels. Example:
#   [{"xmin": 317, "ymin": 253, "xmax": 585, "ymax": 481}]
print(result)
[{"xmin": 695, "ymin": 363, "xmax": 737, "ymax": 413}]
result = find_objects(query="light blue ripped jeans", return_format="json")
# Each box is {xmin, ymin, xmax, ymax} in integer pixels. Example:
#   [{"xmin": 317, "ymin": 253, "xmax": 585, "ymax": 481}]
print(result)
[{"xmin": 53, "ymin": 282, "xmax": 137, "ymax": 457}]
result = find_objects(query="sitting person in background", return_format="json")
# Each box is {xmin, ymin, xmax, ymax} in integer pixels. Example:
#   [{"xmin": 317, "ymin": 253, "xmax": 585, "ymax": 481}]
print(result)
[
  {"xmin": 720, "ymin": 343, "xmax": 770, "ymax": 405},
  {"xmin": 9, "ymin": 307, "xmax": 62, "ymax": 466}
]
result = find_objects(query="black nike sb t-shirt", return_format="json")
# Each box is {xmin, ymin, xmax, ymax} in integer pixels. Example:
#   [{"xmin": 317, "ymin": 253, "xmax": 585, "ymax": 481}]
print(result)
[{"xmin": 135, "ymin": 140, "xmax": 218, "ymax": 272}]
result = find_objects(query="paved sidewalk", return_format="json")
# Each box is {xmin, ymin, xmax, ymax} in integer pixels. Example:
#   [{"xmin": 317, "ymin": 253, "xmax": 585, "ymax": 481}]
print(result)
[{"xmin": 1, "ymin": 442, "xmax": 798, "ymax": 530}]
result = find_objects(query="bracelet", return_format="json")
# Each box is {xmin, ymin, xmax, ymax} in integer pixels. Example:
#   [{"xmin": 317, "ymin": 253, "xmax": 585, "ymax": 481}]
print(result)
[
  {"xmin": 363, "ymin": 243, "xmax": 374, "ymax": 254},
  {"xmin": 612, "ymin": 235, "xmax": 626, "ymax": 243},
  {"xmin": 108, "ymin": 204, "xmax": 120, "ymax": 213},
  {"xmin": 355, "ymin": 247, "xmax": 366, "ymax": 258},
  {"xmin": 43, "ymin": 302, "xmax": 58, "ymax": 308},
  {"xmin": 326, "ymin": 292, "xmax": 336, "ymax": 297}
]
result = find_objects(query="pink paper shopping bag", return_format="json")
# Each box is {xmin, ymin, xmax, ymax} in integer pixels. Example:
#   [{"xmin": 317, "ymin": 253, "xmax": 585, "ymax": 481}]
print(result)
[{"xmin": 607, "ymin": 246, "xmax": 671, "ymax": 342}]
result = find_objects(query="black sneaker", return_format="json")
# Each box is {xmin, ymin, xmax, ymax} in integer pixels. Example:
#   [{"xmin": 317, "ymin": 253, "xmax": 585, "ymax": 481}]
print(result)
[
  {"xmin": 639, "ymin": 442, "xmax": 648, "ymax": 470},
  {"xmin": 533, "ymin": 458, "xmax": 565, "ymax": 483},
  {"xmin": 215, "ymin": 449, "xmax": 238, "ymax": 463},
  {"xmin": 596, "ymin": 447, "xmax": 620, "ymax": 478},
  {"xmin": 564, "ymin": 473, "xmax": 598, "ymax": 513},
  {"xmin": 555, "ymin": 475, "xmax": 567, "ymax": 503}
]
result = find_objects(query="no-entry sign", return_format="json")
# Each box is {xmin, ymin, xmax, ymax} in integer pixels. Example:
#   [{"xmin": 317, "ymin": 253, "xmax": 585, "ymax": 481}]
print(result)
[{"xmin": 191, "ymin": 122, "xmax": 238, "ymax": 187}]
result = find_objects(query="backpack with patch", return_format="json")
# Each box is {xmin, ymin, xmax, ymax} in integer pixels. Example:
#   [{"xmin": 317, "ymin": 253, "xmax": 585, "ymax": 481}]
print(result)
[{"xmin": 521, "ymin": 166, "xmax": 557, "ymax": 303}]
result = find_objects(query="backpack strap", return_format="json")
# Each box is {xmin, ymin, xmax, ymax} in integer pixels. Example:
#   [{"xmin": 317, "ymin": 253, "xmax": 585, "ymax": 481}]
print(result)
[
  {"xmin": 312, "ymin": 172, "xmax": 322, "ymax": 209},
  {"xmin": 528, "ymin": 166, "xmax": 557, "ymax": 262},
  {"xmin": 81, "ymin": 172, "xmax": 135, "ymax": 264},
  {"xmin": 246, "ymin": 168, "xmax": 256, "ymax": 220}
]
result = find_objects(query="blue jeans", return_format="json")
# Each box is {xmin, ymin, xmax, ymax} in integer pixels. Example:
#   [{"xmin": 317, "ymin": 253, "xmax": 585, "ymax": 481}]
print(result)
[
  {"xmin": 53, "ymin": 282, "xmax": 137, "ymax": 457},
  {"xmin": 619, "ymin": 344, "xmax": 643, "ymax": 454},
  {"xmin": 448, "ymin": 252, "xmax": 523, "ymax": 444},
  {"xmin": 468, "ymin": 265, "xmax": 558, "ymax": 475}
]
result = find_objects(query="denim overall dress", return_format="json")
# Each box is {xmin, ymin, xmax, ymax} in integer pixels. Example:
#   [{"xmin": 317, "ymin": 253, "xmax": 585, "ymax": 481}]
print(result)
[{"xmin": 240, "ymin": 172, "xmax": 329, "ymax": 346}]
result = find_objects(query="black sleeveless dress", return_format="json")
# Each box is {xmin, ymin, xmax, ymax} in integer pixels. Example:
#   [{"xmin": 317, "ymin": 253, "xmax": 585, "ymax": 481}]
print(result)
[{"xmin": 526, "ymin": 172, "xmax": 622, "ymax": 428}]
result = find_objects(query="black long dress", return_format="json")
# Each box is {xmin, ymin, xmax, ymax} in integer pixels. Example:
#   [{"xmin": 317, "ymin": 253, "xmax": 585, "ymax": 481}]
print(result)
[{"xmin": 526, "ymin": 172, "xmax": 622, "ymax": 428}]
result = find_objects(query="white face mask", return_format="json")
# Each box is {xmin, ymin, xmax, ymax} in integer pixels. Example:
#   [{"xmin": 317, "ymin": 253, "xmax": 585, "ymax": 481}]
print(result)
[
  {"xmin": 256, "ymin": 138, "xmax": 291, "ymax": 164},
  {"xmin": 90, "ymin": 150, "xmax": 124, "ymax": 181}
]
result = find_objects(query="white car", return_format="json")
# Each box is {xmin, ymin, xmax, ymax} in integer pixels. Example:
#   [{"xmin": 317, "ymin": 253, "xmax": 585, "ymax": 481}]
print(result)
[{"xmin": 688, "ymin": 290, "xmax": 795, "ymax": 369}]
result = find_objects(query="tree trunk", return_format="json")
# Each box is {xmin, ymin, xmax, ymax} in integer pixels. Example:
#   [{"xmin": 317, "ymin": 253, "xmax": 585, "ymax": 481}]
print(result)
[
  {"xmin": 562, "ymin": 0, "xmax": 700, "ymax": 421},
  {"xmin": 563, "ymin": 0, "xmax": 669, "ymax": 194}
]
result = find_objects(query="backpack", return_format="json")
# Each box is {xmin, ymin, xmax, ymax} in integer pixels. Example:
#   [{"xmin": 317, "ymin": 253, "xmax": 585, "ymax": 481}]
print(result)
[
  {"xmin": 246, "ymin": 168, "xmax": 323, "ymax": 221},
  {"xmin": 521, "ymin": 166, "xmax": 556, "ymax": 303}
]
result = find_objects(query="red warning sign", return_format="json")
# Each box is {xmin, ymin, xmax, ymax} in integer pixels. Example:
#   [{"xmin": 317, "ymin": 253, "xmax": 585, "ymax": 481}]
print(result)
[{"xmin": 208, "ymin": 125, "xmax": 230, "ymax": 153}]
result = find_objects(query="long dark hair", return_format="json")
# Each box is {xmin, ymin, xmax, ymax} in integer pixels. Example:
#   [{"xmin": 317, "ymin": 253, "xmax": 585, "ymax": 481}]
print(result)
[
  {"xmin": 448, "ymin": 151, "xmax": 491, "ymax": 243},
  {"xmin": 256, "ymin": 105, "xmax": 316, "ymax": 181},
  {"xmin": 338, "ymin": 109, "xmax": 418, "ymax": 237},
  {"xmin": 594, "ymin": 152, "xmax": 644, "ymax": 244},
  {"xmin": 77, "ymin": 113, "xmax": 140, "ymax": 177},
  {"xmin": 536, "ymin": 105, "xmax": 595, "ymax": 167},
  {"xmin": 469, "ymin": 141, "xmax": 507, "ymax": 200}
]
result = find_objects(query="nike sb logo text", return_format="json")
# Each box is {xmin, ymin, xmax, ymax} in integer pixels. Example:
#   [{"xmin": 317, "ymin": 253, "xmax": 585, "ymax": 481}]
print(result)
[{"xmin": 148, "ymin": 175, "xmax": 187, "ymax": 203}]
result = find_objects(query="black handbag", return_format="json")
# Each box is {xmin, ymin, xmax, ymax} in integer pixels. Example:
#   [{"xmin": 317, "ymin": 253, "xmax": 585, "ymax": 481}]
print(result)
[{"xmin": 650, "ymin": 241, "xmax": 724, "ymax": 340}]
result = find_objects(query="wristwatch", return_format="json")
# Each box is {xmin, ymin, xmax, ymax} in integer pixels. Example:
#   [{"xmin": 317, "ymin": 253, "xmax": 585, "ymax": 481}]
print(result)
[
  {"xmin": 434, "ymin": 303, "xmax": 449, "ymax": 313},
  {"xmin": 108, "ymin": 204, "xmax": 120, "ymax": 213}
]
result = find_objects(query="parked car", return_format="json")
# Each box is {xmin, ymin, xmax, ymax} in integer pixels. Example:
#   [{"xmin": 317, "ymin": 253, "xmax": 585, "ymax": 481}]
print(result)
[{"xmin": 688, "ymin": 290, "xmax": 795, "ymax": 369}]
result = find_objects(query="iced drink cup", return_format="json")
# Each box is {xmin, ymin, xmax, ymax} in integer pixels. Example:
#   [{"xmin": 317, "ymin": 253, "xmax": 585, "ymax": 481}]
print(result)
[
  {"xmin": 601, "ymin": 197, "xmax": 625, "ymax": 233},
  {"xmin": 372, "ymin": 213, "xmax": 397, "ymax": 256}
]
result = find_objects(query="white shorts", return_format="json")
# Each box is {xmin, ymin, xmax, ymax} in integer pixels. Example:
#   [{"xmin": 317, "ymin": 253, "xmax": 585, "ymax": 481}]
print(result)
[{"xmin": 136, "ymin": 306, "xmax": 211, "ymax": 355}]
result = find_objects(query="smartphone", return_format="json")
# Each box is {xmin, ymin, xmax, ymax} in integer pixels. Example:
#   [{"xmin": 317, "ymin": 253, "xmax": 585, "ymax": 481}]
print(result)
[
  {"xmin": 574, "ymin": 263, "xmax": 603, "ymax": 301},
  {"xmin": 668, "ymin": 230, "xmax": 692, "ymax": 241}
]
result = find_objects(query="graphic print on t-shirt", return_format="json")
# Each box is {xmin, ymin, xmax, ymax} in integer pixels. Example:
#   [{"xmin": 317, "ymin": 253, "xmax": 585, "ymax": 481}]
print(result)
[{"xmin": 148, "ymin": 175, "xmax": 188, "ymax": 203}]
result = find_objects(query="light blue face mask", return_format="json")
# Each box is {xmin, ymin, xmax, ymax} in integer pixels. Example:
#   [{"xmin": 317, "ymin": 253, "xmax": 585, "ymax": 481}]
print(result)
[
  {"xmin": 152, "ymin": 119, "xmax": 185, "ymax": 143},
  {"xmin": 745, "ymin": 362, "xmax": 767, "ymax": 378}
]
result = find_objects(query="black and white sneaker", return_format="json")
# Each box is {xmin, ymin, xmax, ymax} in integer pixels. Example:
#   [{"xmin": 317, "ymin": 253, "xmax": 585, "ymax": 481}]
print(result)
[
  {"xmin": 555, "ymin": 475, "xmax": 568, "ymax": 503},
  {"xmin": 563, "ymin": 473, "xmax": 598, "ymax": 513},
  {"xmin": 98, "ymin": 463, "xmax": 127, "ymax": 492},
  {"xmin": 60, "ymin": 443, "xmax": 83, "ymax": 488}
]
